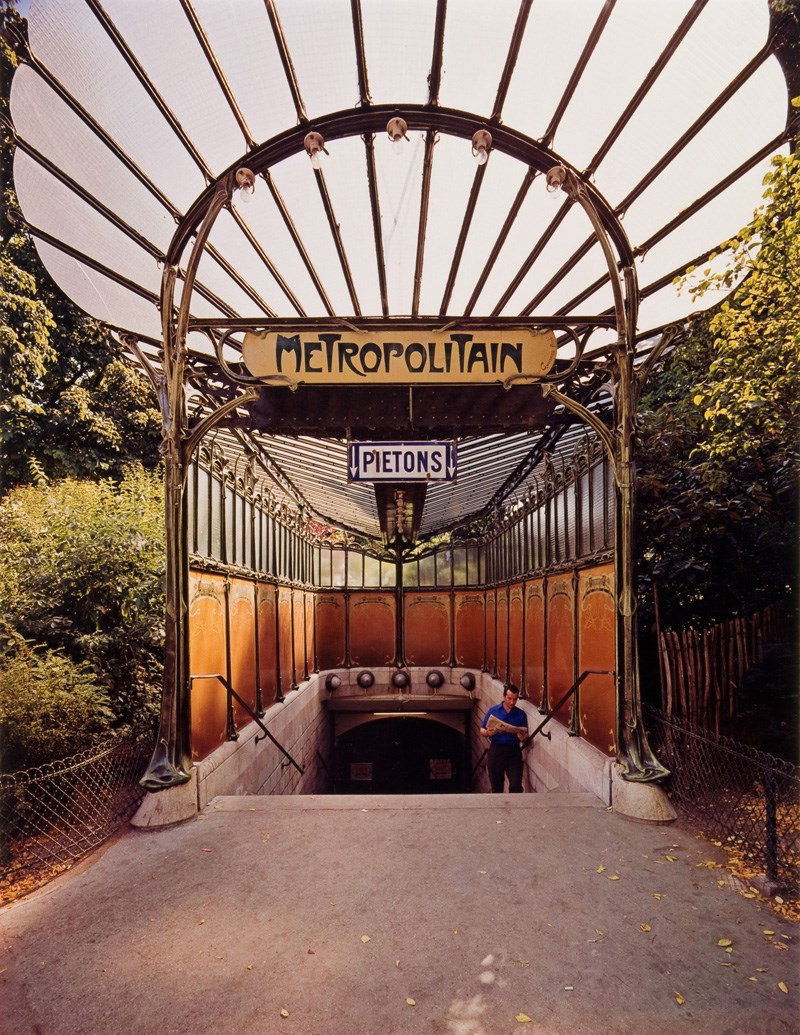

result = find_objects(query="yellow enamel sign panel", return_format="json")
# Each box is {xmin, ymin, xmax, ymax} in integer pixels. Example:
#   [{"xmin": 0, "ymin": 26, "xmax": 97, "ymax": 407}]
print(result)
[{"xmin": 242, "ymin": 328, "xmax": 557, "ymax": 385}]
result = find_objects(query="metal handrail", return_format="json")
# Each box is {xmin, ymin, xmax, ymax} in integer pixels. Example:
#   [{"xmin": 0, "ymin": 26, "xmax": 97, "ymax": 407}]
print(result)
[
  {"xmin": 523, "ymin": 669, "xmax": 615, "ymax": 746},
  {"xmin": 189, "ymin": 674, "xmax": 305, "ymax": 774}
]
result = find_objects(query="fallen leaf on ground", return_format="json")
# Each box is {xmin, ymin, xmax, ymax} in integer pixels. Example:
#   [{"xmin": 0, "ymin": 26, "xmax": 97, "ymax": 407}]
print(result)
[
  {"xmin": 756, "ymin": 967, "xmax": 767, "ymax": 972},
  {"xmin": 774, "ymin": 895, "xmax": 784, "ymax": 903},
  {"xmin": 201, "ymin": 848, "xmax": 213, "ymax": 853},
  {"xmin": 406, "ymin": 998, "xmax": 416, "ymax": 1006},
  {"xmin": 665, "ymin": 855, "xmax": 678, "ymax": 862},
  {"xmin": 742, "ymin": 891, "xmax": 757, "ymax": 899},
  {"xmin": 607, "ymin": 874, "xmax": 620, "ymax": 881},
  {"xmin": 653, "ymin": 893, "xmax": 663, "ymax": 900},
  {"xmin": 280, "ymin": 1009, "xmax": 289, "ymax": 1018},
  {"xmin": 763, "ymin": 931, "xmax": 775, "ymax": 936},
  {"xmin": 778, "ymin": 982, "xmax": 788, "ymax": 994},
  {"xmin": 396, "ymin": 960, "xmax": 400, "ymax": 967},
  {"xmin": 773, "ymin": 942, "xmax": 788, "ymax": 951},
  {"xmin": 640, "ymin": 923, "xmax": 651, "ymax": 932},
  {"xmin": 564, "ymin": 986, "xmax": 573, "ymax": 991},
  {"xmin": 596, "ymin": 865, "xmax": 606, "ymax": 873},
  {"xmin": 516, "ymin": 1014, "xmax": 532, "ymax": 1023},
  {"xmin": 748, "ymin": 976, "xmax": 758, "ymax": 982},
  {"xmin": 477, "ymin": 870, "xmax": 487, "ymax": 875},
  {"xmin": 674, "ymin": 992, "xmax": 685, "ymax": 1005},
  {"xmin": 717, "ymin": 939, "xmax": 732, "ymax": 947},
  {"xmin": 724, "ymin": 947, "xmax": 733, "ymax": 954},
  {"xmin": 198, "ymin": 919, "xmax": 205, "ymax": 925},
  {"xmin": 360, "ymin": 935, "xmax": 371, "ymax": 943},
  {"xmin": 307, "ymin": 949, "xmax": 315, "ymax": 955}
]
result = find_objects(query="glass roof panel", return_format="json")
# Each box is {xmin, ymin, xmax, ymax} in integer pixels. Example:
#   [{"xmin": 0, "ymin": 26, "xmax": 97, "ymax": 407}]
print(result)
[
  {"xmin": 360, "ymin": 0, "xmax": 436, "ymax": 105},
  {"xmin": 374, "ymin": 131, "xmax": 425, "ymax": 315},
  {"xmin": 438, "ymin": 0, "xmax": 522, "ymax": 117}
]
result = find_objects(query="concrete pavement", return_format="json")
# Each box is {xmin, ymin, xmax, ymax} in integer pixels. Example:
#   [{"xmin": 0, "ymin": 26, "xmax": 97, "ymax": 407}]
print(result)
[{"xmin": 1, "ymin": 792, "xmax": 796, "ymax": 1034}]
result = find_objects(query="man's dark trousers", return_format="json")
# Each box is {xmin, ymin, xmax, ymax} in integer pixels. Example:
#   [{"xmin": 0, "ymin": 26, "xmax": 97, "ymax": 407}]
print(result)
[{"xmin": 488, "ymin": 743, "xmax": 523, "ymax": 792}]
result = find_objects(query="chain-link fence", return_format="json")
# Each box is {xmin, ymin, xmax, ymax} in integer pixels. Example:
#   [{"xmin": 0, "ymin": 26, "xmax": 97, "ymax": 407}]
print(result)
[
  {"xmin": 1, "ymin": 736, "xmax": 153, "ymax": 901},
  {"xmin": 646, "ymin": 706, "xmax": 800, "ymax": 890}
]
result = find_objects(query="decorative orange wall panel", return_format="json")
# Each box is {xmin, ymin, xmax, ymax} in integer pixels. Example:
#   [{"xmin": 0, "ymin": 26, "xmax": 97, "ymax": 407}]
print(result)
[
  {"xmin": 496, "ymin": 588, "xmax": 509, "ymax": 682},
  {"xmin": 547, "ymin": 574, "xmax": 575, "ymax": 724},
  {"xmin": 258, "ymin": 585, "xmax": 277, "ymax": 703},
  {"xmin": 404, "ymin": 592, "xmax": 450, "ymax": 666},
  {"xmin": 524, "ymin": 580, "xmax": 545, "ymax": 707},
  {"xmin": 578, "ymin": 564, "xmax": 617, "ymax": 756},
  {"xmin": 485, "ymin": 590, "xmax": 496, "ymax": 676},
  {"xmin": 188, "ymin": 572, "xmax": 227, "ymax": 760},
  {"xmin": 454, "ymin": 592, "xmax": 484, "ymax": 669},
  {"xmin": 316, "ymin": 593, "xmax": 346, "ymax": 669},
  {"xmin": 349, "ymin": 592, "xmax": 396, "ymax": 666},
  {"xmin": 278, "ymin": 587, "xmax": 294, "ymax": 693},
  {"xmin": 305, "ymin": 592, "xmax": 316, "ymax": 674},
  {"xmin": 292, "ymin": 589, "xmax": 306, "ymax": 682},
  {"xmin": 509, "ymin": 583, "xmax": 523, "ymax": 688},
  {"xmin": 229, "ymin": 578, "xmax": 257, "ymax": 724}
]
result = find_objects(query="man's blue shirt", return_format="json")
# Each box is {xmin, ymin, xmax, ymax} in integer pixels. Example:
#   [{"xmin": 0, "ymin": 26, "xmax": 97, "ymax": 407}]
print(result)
[{"xmin": 481, "ymin": 702, "xmax": 528, "ymax": 745}]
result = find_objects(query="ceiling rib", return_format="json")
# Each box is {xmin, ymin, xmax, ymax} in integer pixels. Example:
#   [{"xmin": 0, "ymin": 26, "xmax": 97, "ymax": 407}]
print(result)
[
  {"xmin": 228, "ymin": 207, "xmax": 307, "ymax": 316},
  {"xmin": 540, "ymin": 0, "xmax": 617, "ymax": 148},
  {"xmin": 179, "ymin": 0, "xmax": 256, "ymax": 150},
  {"xmin": 350, "ymin": 0, "xmax": 372, "ymax": 108},
  {"xmin": 438, "ymin": 161, "xmax": 488, "ymax": 315},
  {"xmin": 84, "ymin": 0, "xmax": 213, "ymax": 181},
  {"xmin": 490, "ymin": 199, "xmax": 573, "ymax": 316},
  {"xmin": 263, "ymin": 0, "xmax": 307, "ymax": 123},
  {"xmin": 491, "ymin": 0, "xmax": 533, "ymax": 121},
  {"xmin": 313, "ymin": 169, "xmax": 362, "ymax": 316}
]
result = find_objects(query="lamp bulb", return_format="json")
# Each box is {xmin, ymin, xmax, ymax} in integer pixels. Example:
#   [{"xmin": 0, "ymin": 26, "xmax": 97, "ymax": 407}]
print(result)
[
  {"xmin": 475, "ymin": 148, "xmax": 488, "ymax": 166},
  {"xmin": 310, "ymin": 151, "xmax": 322, "ymax": 170}
]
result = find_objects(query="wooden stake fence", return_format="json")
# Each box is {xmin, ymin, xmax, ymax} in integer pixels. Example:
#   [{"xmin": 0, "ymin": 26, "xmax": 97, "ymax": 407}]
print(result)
[{"xmin": 657, "ymin": 602, "xmax": 788, "ymax": 736}]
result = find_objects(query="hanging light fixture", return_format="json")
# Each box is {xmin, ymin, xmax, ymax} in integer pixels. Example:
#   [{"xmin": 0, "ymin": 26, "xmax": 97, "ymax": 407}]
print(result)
[
  {"xmin": 234, "ymin": 167, "xmax": 255, "ymax": 203},
  {"xmin": 546, "ymin": 164, "xmax": 568, "ymax": 192},
  {"xmin": 386, "ymin": 116, "xmax": 408, "ymax": 155},
  {"xmin": 304, "ymin": 131, "xmax": 328, "ymax": 170},
  {"xmin": 471, "ymin": 129, "xmax": 492, "ymax": 166}
]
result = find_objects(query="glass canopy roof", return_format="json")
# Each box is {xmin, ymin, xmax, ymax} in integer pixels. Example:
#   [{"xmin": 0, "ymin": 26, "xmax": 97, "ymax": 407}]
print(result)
[{"xmin": 9, "ymin": 0, "xmax": 796, "ymax": 541}]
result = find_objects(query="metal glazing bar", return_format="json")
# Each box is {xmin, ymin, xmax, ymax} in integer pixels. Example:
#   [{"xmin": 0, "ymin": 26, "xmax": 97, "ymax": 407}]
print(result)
[
  {"xmin": 188, "ymin": 313, "xmax": 617, "ymax": 330},
  {"xmin": 23, "ymin": 54, "xmax": 180, "ymax": 219},
  {"xmin": 521, "ymin": 234, "xmax": 598, "ymax": 316},
  {"xmin": 585, "ymin": 0, "xmax": 709, "ymax": 176},
  {"xmin": 491, "ymin": 0, "xmax": 533, "ymax": 121},
  {"xmin": 463, "ymin": 168, "xmax": 535, "ymax": 316},
  {"xmin": 439, "ymin": 162, "xmax": 488, "ymax": 315},
  {"xmin": 201, "ymin": 238, "xmax": 277, "ymax": 317},
  {"xmin": 413, "ymin": 130, "xmax": 437, "ymax": 316},
  {"xmin": 313, "ymin": 170, "xmax": 362, "ymax": 316},
  {"xmin": 23, "ymin": 222, "xmax": 159, "ymax": 303},
  {"xmin": 351, "ymin": 0, "xmax": 372, "ymax": 107},
  {"xmin": 179, "ymin": 0, "xmax": 256, "ymax": 149},
  {"xmin": 541, "ymin": 0, "xmax": 617, "ymax": 147},
  {"xmin": 362, "ymin": 133, "xmax": 389, "ymax": 316},
  {"xmin": 490, "ymin": 199, "xmax": 572, "ymax": 316},
  {"xmin": 428, "ymin": 0, "xmax": 447, "ymax": 104},
  {"xmin": 263, "ymin": 0, "xmax": 307, "ymax": 123},
  {"xmin": 228, "ymin": 207, "xmax": 306, "ymax": 316},
  {"xmin": 263, "ymin": 171, "xmax": 335, "ymax": 315},
  {"xmin": 85, "ymin": 0, "xmax": 214, "ymax": 180}
]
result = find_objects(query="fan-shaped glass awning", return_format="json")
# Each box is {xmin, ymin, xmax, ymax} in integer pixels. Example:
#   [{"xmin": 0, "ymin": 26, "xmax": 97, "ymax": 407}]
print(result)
[{"xmin": 10, "ymin": 0, "xmax": 797, "ymax": 540}]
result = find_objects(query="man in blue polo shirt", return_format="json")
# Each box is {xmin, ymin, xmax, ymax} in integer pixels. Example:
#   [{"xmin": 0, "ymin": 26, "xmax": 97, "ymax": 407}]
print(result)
[{"xmin": 479, "ymin": 683, "xmax": 528, "ymax": 793}]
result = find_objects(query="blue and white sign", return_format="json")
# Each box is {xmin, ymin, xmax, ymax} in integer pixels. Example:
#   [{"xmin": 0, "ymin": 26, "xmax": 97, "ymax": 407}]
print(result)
[{"xmin": 348, "ymin": 441, "xmax": 456, "ymax": 482}]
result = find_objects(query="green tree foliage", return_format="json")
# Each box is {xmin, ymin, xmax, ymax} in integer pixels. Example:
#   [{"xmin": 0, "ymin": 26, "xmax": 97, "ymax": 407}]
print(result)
[
  {"xmin": 0, "ymin": 5, "xmax": 162, "ymax": 492},
  {"xmin": 0, "ymin": 466, "xmax": 165, "ymax": 743},
  {"xmin": 0, "ymin": 641, "xmax": 113, "ymax": 772},
  {"xmin": 637, "ymin": 145, "xmax": 799, "ymax": 628}
]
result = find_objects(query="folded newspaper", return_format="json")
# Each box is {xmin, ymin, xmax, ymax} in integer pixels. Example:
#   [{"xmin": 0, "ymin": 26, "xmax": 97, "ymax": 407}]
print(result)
[{"xmin": 486, "ymin": 715, "xmax": 528, "ymax": 736}]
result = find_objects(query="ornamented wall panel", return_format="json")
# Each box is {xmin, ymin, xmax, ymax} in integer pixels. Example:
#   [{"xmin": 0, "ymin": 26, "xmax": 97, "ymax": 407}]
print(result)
[
  {"xmin": 305, "ymin": 591, "xmax": 316, "ymax": 675},
  {"xmin": 257, "ymin": 585, "xmax": 277, "ymax": 703},
  {"xmin": 485, "ymin": 590, "xmax": 497, "ymax": 676},
  {"xmin": 292, "ymin": 589, "xmax": 306, "ymax": 682},
  {"xmin": 547, "ymin": 574, "xmax": 575, "ymax": 725},
  {"xmin": 454, "ymin": 592, "xmax": 484, "ymax": 669},
  {"xmin": 509, "ymin": 583, "xmax": 524, "ymax": 689},
  {"xmin": 278, "ymin": 587, "xmax": 294, "ymax": 693},
  {"xmin": 496, "ymin": 589, "xmax": 509, "ymax": 683},
  {"xmin": 188, "ymin": 572, "xmax": 227, "ymax": 760},
  {"xmin": 578, "ymin": 564, "xmax": 617, "ymax": 756},
  {"xmin": 316, "ymin": 593, "xmax": 346, "ymax": 669},
  {"xmin": 349, "ymin": 592, "xmax": 396, "ymax": 666},
  {"xmin": 524, "ymin": 580, "xmax": 545, "ymax": 707},
  {"xmin": 229, "ymin": 578, "xmax": 257, "ymax": 724},
  {"xmin": 404, "ymin": 592, "xmax": 450, "ymax": 666}
]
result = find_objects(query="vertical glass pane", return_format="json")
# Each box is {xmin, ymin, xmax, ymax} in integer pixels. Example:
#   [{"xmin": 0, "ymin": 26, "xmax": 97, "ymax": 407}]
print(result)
[
  {"xmin": 347, "ymin": 549, "xmax": 363, "ymax": 588},
  {"xmin": 331, "ymin": 549, "xmax": 346, "ymax": 587},
  {"xmin": 381, "ymin": 559, "xmax": 396, "ymax": 587},
  {"xmin": 452, "ymin": 547, "xmax": 467, "ymax": 586},
  {"xmin": 187, "ymin": 463, "xmax": 197, "ymax": 554},
  {"xmin": 418, "ymin": 553, "xmax": 435, "ymax": 586},
  {"xmin": 313, "ymin": 546, "xmax": 320, "ymax": 586},
  {"xmin": 320, "ymin": 547, "xmax": 332, "ymax": 586},
  {"xmin": 364, "ymin": 555, "xmax": 381, "ymax": 587},
  {"xmin": 196, "ymin": 467, "xmax": 209, "ymax": 557},
  {"xmin": 435, "ymin": 548, "xmax": 452, "ymax": 587},
  {"xmin": 403, "ymin": 559, "xmax": 418, "ymax": 587},
  {"xmin": 210, "ymin": 476, "xmax": 222, "ymax": 560},
  {"xmin": 224, "ymin": 488, "xmax": 234, "ymax": 564},
  {"xmin": 479, "ymin": 546, "xmax": 486, "ymax": 585}
]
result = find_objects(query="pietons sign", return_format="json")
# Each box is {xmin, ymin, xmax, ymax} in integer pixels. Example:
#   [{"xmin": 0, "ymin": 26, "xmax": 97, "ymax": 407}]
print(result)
[{"xmin": 242, "ymin": 328, "xmax": 556, "ymax": 385}]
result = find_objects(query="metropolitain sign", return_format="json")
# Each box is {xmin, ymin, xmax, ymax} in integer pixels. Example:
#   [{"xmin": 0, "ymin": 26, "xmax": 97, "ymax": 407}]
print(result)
[{"xmin": 242, "ymin": 328, "xmax": 557, "ymax": 385}]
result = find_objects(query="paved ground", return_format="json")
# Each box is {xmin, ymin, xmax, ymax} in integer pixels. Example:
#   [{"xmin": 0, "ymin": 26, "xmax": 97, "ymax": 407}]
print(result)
[{"xmin": 1, "ymin": 792, "xmax": 796, "ymax": 1034}]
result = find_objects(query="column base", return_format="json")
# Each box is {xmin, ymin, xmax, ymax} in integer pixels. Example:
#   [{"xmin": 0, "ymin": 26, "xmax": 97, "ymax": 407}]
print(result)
[
  {"xmin": 131, "ymin": 767, "xmax": 199, "ymax": 828},
  {"xmin": 611, "ymin": 763, "xmax": 677, "ymax": 823}
]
